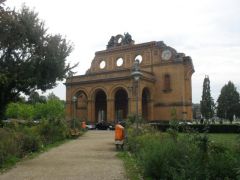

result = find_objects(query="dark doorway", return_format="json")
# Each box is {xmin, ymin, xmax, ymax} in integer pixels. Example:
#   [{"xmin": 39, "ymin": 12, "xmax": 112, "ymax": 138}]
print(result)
[
  {"xmin": 95, "ymin": 90, "xmax": 107, "ymax": 122},
  {"xmin": 142, "ymin": 88, "xmax": 150, "ymax": 121},
  {"xmin": 115, "ymin": 89, "xmax": 128, "ymax": 122}
]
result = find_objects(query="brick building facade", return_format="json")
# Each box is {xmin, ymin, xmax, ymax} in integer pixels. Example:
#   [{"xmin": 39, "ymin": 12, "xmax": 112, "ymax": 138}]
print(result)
[{"xmin": 65, "ymin": 34, "xmax": 194, "ymax": 123}]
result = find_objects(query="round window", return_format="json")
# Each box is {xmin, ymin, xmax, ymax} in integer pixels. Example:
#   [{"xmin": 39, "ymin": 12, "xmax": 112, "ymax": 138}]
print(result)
[
  {"xmin": 116, "ymin": 58, "xmax": 123, "ymax": 67},
  {"xmin": 135, "ymin": 55, "xmax": 143, "ymax": 63},
  {"xmin": 99, "ymin": 61, "xmax": 106, "ymax": 69}
]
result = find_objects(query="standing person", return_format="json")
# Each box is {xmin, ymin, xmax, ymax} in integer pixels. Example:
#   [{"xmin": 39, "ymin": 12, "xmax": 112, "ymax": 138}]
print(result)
[{"xmin": 115, "ymin": 122, "xmax": 124, "ymax": 150}]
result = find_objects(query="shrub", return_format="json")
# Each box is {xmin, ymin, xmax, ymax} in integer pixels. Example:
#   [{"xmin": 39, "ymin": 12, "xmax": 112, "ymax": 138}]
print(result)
[
  {"xmin": 0, "ymin": 128, "xmax": 18, "ymax": 168},
  {"xmin": 34, "ymin": 100, "xmax": 65, "ymax": 120},
  {"xmin": 15, "ymin": 127, "xmax": 42, "ymax": 157},
  {"xmin": 5, "ymin": 103, "xmax": 20, "ymax": 119},
  {"xmin": 136, "ymin": 134, "xmax": 199, "ymax": 179},
  {"xmin": 126, "ymin": 126, "xmax": 240, "ymax": 179},
  {"xmin": 5, "ymin": 103, "xmax": 34, "ymax": 120},
  {"xmin": 38, "ymin": 117, "xmax": 68, "ymax": 145}
]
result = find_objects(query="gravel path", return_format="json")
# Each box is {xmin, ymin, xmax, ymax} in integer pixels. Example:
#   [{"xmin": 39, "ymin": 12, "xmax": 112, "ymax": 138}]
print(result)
[{"xmin": 0, "ymin": 131, "xmax": 126, "ymax": 180}]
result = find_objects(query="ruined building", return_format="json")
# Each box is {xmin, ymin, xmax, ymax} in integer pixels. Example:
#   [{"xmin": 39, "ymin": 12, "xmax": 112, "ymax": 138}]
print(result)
[{"xmin": 65, "ymin": 33, "xmax": 194, "ymax": 123}]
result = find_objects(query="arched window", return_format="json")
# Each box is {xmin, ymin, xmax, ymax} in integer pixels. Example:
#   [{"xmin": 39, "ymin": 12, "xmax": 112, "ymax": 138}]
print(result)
[{"xmin": 163, "ymin": 74, "xmax": 171, "ymax": 92}]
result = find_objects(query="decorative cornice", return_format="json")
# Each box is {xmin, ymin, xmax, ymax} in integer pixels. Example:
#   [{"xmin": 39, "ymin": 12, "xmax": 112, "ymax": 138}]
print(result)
[
  {"xmin": 96, "ymin": 41, "xmax": 157, "ymax": 55},
  {"xmin": 65, "ymin": 75, "xmax": 156, "ymax": 86}
]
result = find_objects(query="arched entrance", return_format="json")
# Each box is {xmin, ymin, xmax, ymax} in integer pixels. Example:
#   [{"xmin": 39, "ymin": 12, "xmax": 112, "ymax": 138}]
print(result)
[
  {"xmin": 75, "ymin": 91, "xmax": 88, "ymax": 121},
  {"xmin": 115, "ymin": 89, "xmax": 128, "ymax": 122},
  {"xmin": 95, "ymin": 90, "xmax": 107, "ymax": 122},
  {"xmin": 142, "ymin": 88, "xmax": 151, "ymax": 121}
]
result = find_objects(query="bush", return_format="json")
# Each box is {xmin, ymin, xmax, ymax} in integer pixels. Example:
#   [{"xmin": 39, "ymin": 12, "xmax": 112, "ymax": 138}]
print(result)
[
  {"xmin": 0, "ymin": 128, "xmax": 18, "ymax": 168},
  {"xmin": 5, "ymin": 103, "xmax": 19, "ymax": 119},
  {"xmin": 34, "ymin": 100, "xmax": 65, "ymax": 120},
  {"xmin": 6, "ymin": 103, "xmax": 34, "ymax": 120},
  {"xmin": 5, "ymin": 99, "xmax": 65, "ymax": 121},
  {"xmin": 15, "ymin": 127, "xmax": 42, "ymax": 157},
  {"xmin": 127, "ymin": 126, "xmax": 240, "ymax": 179},
  {"xmin": 153, "ymin": 124, "xmax": 240, "ymax": 133},
  {"xmin": 38, "ymin": 117, "xmax": 68, "ymax": 145}
]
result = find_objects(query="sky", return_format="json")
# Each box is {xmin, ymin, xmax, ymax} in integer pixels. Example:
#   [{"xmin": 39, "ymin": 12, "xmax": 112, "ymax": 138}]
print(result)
[{"xmin": 5, "ymin": 0, "xmax": 240, "ymax": 103}]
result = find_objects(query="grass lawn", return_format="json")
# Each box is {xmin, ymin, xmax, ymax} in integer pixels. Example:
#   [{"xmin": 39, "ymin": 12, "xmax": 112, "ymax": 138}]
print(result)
[
  {"xmin": 208, "ymin": 133, "xmax": 239, "ymax": 147},
  {"xmin": 178, "ymin": 133, "xmax": 239, "ymax": 148}
]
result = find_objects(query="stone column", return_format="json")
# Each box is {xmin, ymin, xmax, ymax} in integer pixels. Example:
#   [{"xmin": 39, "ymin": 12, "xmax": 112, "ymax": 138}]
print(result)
[
  {"xmin": 90, "ymin": 100, "xmax": 95, "ymax": 123},
  {"xmin": 87, "ymin": 100, "xmax": 93, "ymax": 123}
]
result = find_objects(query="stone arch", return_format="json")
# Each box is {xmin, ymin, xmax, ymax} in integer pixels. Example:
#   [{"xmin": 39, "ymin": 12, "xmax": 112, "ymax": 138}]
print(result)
[
  {"xmin": 75, "ymin": 90, "xmax": 88, "ymax": 121},
  {"xmin": 109, "ymin": 84, "xmax": 130, "ymax": 100},
  {"xmin": 113, "ymin": 87, "xmax": 129, "ymax": 122},
  {"xmin": 90, "ymin": 86, "xmax": 108, "ymax": 100},
  {"xmin": 142, "ymin": 87, "xmax": 151, "ymax": 121},
  {"xmin": 72, "ymin": 87, "xmax": 89, "ymax": 99},
  {"xmin": 90, "ymin": 87, "xmax": 108, "ymax": 123}
]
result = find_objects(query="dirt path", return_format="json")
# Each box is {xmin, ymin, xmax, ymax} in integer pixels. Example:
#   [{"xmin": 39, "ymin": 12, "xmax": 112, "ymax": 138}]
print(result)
[{"xmin": 0, "ymin": 131, "xmax": 126, "ymax": 180}]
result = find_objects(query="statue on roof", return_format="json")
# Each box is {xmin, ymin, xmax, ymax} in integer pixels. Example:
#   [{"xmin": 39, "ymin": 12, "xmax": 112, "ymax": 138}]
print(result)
[
  {"xmin": 106, "ymin": 33, "xmax": 134, "ymax": 49},
  {"xmin": 107, "ymin": 36, "xmax": 115, "ymax": 49},
  {"xmin": 123, "ymin": 32, "xmax": 133, "ymax": 45}
]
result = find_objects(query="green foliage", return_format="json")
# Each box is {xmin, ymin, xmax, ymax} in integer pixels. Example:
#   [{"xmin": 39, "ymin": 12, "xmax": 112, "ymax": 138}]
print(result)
[
  {"xmin": 0, "ymin": 127, "xmax": 41, "ymax": 168},
  {"xmin": 28, "ymin": 91, "xmax": 46, "ymax": 104},
  {"xmin": 117, "ymin": 152, "xmax": 142, "ymax": 180},
  {"xmin": 47, "ymin": 92, "xmax": 60, "ymax": 101},
  {"xmin": 6, "ymin": 103, "xmax": 34, "ymax": 120},
  {"xmin": 14, "ymin": 126, "xmax": 41, "ymax": 157},
  {"xmin": 125, "ymin": 124, "xmax": 240, "ymax": 179},
  {"xmin": 217, "ymin": 81, "xmax": 240, "ymax": 122},
  {"xmin": 5, "ymin": 98, "xmax": 65, "ymax": 120},
  {"xmin": 5, "ymin": 103, "xmax": 19, "ymax": 119},
  {"xmin": 168, "ymin": 108, "xmax": 180, "ymax": 142},
  {"xmin": 34, "ymin": 99, "xmax": 65, "ymax": 120},
  {"xmin": 38, "ymin": 118, "xmax": 68, "ymax": 145},
  {"xmin": 0, "ymin": 4, "xmax": 75, "ymax": 118},
  {"xmin": 0, "ymin": 128, "xmax": 18, "ymax": 168},
  {"xmin": 200, "ymin": 76, "xmax": 215, "ymax": 120}
]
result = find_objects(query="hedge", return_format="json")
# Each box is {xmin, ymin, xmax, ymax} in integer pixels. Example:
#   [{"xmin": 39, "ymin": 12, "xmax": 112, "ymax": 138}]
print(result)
[{"xmin": 151, "ymin": 124, "xmax": 240, "ymax": 133}]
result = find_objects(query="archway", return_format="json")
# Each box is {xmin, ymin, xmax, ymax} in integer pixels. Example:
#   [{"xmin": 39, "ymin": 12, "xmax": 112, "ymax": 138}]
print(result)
[
  {"xmin": 115, "ymin": 89, "xmax": 128, "ymax": 122},
  {"xmin": 75, "ymin": 91, "xmax": 88, "ymax": 121},
  {"xmin": 142, "ymin": 88, "xmax": 151, "ymax": 121},
  {"xmin": 95, "ymin": 90, "xmax": 107, "ymax": 122}
]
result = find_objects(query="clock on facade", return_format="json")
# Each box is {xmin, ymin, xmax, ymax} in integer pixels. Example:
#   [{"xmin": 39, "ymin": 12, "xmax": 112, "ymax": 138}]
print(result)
[{"xmin": 161, "ymin": 49, "xmax": 172, "ymax": 60}]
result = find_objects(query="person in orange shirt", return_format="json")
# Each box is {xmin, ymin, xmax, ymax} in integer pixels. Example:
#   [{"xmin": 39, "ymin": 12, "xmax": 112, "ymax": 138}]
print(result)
[
  {"xmin": 81, "ymin": 121, "xmax": 87, "ymax": 130},
  {"xmin": 115, "ymin": 122, "xmax": 125, "ymax": 150}
]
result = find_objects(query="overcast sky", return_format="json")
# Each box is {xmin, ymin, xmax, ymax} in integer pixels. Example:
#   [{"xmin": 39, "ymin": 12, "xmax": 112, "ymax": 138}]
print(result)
[{"xmin": 5, "ymin": 0, "xmax": 240, "ymax": 103}]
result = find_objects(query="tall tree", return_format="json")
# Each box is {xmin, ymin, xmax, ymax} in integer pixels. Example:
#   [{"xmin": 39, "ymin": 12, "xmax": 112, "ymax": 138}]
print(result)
[
  {"xmin": 28, "ymin": 91, "xmax": 46, "ymax": 104},
  {"xmin": 200, "ymin": 76, "xmax": 214, "ymax": 120},
  {"xmin": 0, "ymin": 5, "xmax": 75, "ymax": 118},
  {"xmin": 217, "ymin": 81, "xmax": 240, "ymax": 122}
]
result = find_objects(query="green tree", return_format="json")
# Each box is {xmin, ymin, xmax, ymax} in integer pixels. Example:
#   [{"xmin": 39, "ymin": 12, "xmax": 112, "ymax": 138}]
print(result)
[
  {"xmin": 0, "ymin": 5, "xmax": 75, "ymax": 118},
  {"xmin": 28, "ymin": 91, "xmax": 46, "ymax": 104},
  {"xmin": 200, "ymin": 76, "xmax": 214, "ymax": 120},
  {"xmin": 47, "ymin": 92, "xmax": 60, "ymax": 101},
  {"xmin": 34, "ymin": 99, "xmax": 65, "ymax": 120},
  {"xmin": 217, "ymin": 81, "xmax": 240, "ymax": 122},
  {"xmin": 6, "ymin": 102, "xmax": 34, "ymax": 120}
]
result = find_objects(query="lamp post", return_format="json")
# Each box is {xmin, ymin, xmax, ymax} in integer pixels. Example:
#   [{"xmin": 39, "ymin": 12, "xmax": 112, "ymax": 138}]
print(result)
[
  {"xmin": 72, "ymin": 95, "xmax": 77, "ymax": 129},
  {"xmin": 131, "ymin": 59, "xmax": 142, "ymax": 129}
]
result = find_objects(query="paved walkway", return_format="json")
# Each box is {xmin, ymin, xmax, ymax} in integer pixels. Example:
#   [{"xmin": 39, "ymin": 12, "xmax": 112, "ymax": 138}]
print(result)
[{"xmin": 0, "ymin": 131, "xmax": 126, "ymax": 180}]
